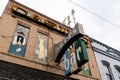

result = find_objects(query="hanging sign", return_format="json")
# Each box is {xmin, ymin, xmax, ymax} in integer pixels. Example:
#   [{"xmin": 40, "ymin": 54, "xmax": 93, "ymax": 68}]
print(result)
[
  {"xmin": 64, "ymin": 42, "xmax": 83, "ymax": 76},
  {"xmin": 55, "ymin": 23, "xmax": 84, "ymax": 62}
]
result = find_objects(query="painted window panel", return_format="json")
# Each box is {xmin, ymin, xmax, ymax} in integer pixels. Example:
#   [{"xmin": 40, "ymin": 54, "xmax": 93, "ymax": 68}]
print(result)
[
  {"xmin": 8, "ymin": 25, "xmax": 29, "ymax": 57},
  {"xmin": 34, "ymin": 33, "xmax": 48, "ymax": 63}
]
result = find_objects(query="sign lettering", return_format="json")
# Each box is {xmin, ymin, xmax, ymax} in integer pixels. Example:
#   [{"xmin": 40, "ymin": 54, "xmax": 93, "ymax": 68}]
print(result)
[
  {"xmin": 12, "ymin": 6, "xmax": 70, "ymax": 35},
  {"xmin": 69, "ymin": 47, "xmax": 78, "ymax": 73},
  {"xmin": 64, "ymin": 43, "xmax": 82, "ymax": 75},
  {"xmin": 12, "ymin": 6, "xmax": 27, "ymax": 15},
  {"xmin": 75, "ymin": 39, "xmax": 89, "ymax": 66},
  {"xmin": 76, "ymin": 47, "xmax": 81, "ymax": 61},
  {"xmin": 64, "ymin": 51, "xmax": 71, "ymax": 76},
  {"xmin": 45, "ymin": 20, "xmax": 57, "ymax": 28}
]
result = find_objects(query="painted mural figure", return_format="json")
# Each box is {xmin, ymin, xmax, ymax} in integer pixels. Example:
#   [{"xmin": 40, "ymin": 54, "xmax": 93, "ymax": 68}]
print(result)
[
  {"xmin": 16, "ymin": 31, "xmax": 25, "ymax": 45},
  {"xmin": 12, "ymin": 31, "xmax": 25, "ymax": 45},
  {"xmin": 12, "ymin": 31, "xmax": 26, "ymax": 53},
  {"xmin": 34, "ymin": 33, "xmax": 48, "ymax": 63},
  {"xmin": 39, "ymin": 36, "xmax": 45, "ymax": 60}
]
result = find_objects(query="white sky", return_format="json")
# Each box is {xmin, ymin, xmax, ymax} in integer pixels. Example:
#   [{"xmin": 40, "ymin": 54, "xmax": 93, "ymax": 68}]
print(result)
[
  {"xmin": 1, "ymin": 0, "xmax": 120, "ymax": 51},
  {"xmin": 0, "ymin": 0, "xmax": 9, "ymax": 16}
]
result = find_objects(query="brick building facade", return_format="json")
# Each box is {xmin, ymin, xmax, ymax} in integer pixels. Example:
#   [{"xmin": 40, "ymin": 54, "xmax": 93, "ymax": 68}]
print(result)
[{"xmin": 0, "ymin": 0, "xmax": 101, "ymax": 80}]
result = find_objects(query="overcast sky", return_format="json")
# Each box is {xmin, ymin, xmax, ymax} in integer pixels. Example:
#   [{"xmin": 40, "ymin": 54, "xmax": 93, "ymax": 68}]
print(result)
[{"xmin": 1, "ymin": 0, "xmax": 120, "ymax": 50}]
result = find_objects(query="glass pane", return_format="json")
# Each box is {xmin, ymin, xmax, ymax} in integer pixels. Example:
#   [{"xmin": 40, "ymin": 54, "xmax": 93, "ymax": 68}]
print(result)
[
  {"xmin": 8, "ymin": 25, "xmax": 29, "ymax": 57},
  {"xmin": 34, "ymin": 33, "xmax": 48, "ymax": 63}
]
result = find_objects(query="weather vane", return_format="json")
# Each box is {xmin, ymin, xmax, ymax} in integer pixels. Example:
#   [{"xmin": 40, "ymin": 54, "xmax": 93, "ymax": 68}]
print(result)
[
  {"xmin": 71, "ymin": 9, "xmax": 76, "ymax": 24},
  {"xmin": 62, "ymin": 9, "xmax": 76, "ymax": 27}
]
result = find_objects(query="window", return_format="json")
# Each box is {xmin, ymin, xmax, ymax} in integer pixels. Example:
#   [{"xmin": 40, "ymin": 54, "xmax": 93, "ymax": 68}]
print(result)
[
  {"xmin": 8, "ymin": 24, "xmax": 29, "ymax": 57},
  {"xmin": 114, "ymin": 65, "xmax": 120, "ymax": 79},
  {"xmin": 101, "ymin": 60, "xmax": 115, "ymax": 80},
  {"xmin": 106, "ymin": 73, "xmax": 112, "ymax": 80},
  {"xmin": 34, "ymin": 33, "xmax": 48, "ymax": 63}
]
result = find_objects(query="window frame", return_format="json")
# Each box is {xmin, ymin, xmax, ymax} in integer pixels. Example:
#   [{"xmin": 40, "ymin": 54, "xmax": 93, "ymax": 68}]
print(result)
[
  {"xmin": 34, "ymin": 31, "xmax": 49, "ymax": 64},
  {"xmin": 101, "ymin": 60, "xmax": 115, "ymax": 80},
  {"xmin": 8, "ymin": 23, "xmax": 30, "ymax": 57}
]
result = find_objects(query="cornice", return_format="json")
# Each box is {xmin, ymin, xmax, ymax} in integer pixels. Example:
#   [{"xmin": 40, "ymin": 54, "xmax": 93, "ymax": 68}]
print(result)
[{"xmin": 90, "ymin": 38, "xmax": 120, "ymax": 60}]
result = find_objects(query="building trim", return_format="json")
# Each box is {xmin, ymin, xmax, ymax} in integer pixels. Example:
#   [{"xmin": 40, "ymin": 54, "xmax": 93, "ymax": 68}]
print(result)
[
  {"xmin": 92, "ymin": 46, "xmax": 120, "ymax": 61},
  {"xmin": 90, "ymin": 38, "xmax": 120, "ymax": 61},
  {"xmin": 0, "ymin": 52, "xmax": 63, "ymax": 71}
]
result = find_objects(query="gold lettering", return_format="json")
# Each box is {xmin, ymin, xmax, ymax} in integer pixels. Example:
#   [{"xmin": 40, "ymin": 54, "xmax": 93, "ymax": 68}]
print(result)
[
  {"xmin": 12, "ymin": 6, "xmax": 27, "ymax": 15},
  {"xmin": 29, "ymin": 15, "xmax": 42, "ymax": 22},
  {"xmin": 45, "ymin": 20, "xmax": 57, "ymax": 28},
  {"xmin": 12, "ymin": 6, "xmax": 70, "ymax": 35},
  {"xmin": 59, "ymin": 26, "xmax": 65, "ymax": 32}
]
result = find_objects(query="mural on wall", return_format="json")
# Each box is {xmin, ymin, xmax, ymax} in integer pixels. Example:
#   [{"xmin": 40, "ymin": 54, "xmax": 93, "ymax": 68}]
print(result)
[
  {"xmin": 8, "ymin": 25, "xmax": 29, "ymax": 56},
  {"xmin": 34, "ymin": 33, "xmax": 48, "ymax": 63}
]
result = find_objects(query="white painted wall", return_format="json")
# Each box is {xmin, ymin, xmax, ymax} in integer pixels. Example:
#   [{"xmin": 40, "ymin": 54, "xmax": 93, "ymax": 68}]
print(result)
[
  {"xmin": 94, "ymin": 52, "xmax": 120, "ymax": 80},
  {"xmin": 91, "ymin": 40, "xmax": 120, "ymax": 80}
]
